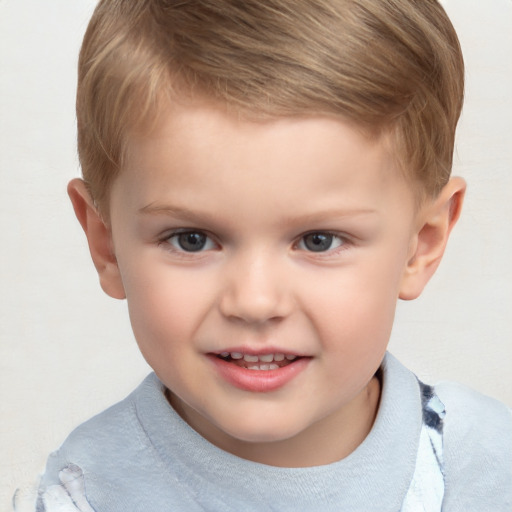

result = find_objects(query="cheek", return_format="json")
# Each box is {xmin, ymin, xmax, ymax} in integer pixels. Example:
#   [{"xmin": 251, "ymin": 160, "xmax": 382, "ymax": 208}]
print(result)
[
  {"xmin": 317, "ymin": 294, "xmax": 395, "ymax": 356},
  {"xmin": 303, "ymin": 253, "xmax": 404, "ymax": 349},
  {"xmin": 124, "ymin": 279, "xmax": 210, "ymax": 394},
  {"xmin": 119, "ymin": 260, "xmax": 213, "ymax": 357}
]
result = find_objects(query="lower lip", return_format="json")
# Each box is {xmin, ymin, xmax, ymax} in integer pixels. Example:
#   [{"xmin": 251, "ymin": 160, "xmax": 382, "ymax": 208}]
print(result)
[{"xmin": 209, "ymin": 355, "xmax": 310, "ymax": 393}]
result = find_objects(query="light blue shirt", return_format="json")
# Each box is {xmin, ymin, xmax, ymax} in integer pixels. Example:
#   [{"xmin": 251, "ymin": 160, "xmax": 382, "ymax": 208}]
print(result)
[{"xmin": 36, "ymin": 353, "xmax": 512, "ymax": 511}]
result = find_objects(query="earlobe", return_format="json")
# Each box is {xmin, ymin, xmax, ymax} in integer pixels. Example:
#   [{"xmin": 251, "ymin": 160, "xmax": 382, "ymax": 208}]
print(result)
[
  {"xmin": 67, "ymin": 178, "xmax": 126, "ymax": 300},
  {"xmin": 399, "ymin": 177, "xmax": 466, "ymax": 300}
]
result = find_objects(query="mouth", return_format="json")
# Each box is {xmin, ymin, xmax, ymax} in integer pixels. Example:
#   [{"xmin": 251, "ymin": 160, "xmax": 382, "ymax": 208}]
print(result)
[
  {"xmin": 209, "ymin": 350, "xmax": 310, "ymax": 392},
  {"xmin": 215, "ymin": 351, "xmax": 302, "ymax": 371}
]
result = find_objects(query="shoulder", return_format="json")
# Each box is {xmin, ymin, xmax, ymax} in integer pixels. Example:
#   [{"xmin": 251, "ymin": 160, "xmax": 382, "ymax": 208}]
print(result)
[
  {"xmin": 38, "ymin": 374, "xmax": 172, "ymax": 510},
  {"xmin": 435, "ymin": 381, "xmax": 512, "ymax": 510},
  {"xmin": 436, "ymin": 380, "xmax": 512, "ymax": 443},
  {"xmin": 45, "ymin": 374, "xmax": 157, "ymax": 471}
]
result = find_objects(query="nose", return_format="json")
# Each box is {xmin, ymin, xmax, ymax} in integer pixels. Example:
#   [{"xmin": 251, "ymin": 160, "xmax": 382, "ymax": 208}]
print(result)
[{"xmin": 219, "ymin": 250, "xmax": 293, "ymax": 325}]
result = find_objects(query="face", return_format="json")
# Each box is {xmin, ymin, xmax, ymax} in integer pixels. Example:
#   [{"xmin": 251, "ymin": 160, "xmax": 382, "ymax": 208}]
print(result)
[{"xmin": 107, "ymin": 101, "xmax": 420, "ymax": 466}]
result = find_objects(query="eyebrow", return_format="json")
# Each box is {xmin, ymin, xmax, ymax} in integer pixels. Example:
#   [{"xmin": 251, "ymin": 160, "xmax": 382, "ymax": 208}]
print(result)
[
  {"xmin": 139, "ymin": 204, "xmax": 210, "ymax": 221},
  {"xmin": 138, "ymin": 203, "xmax": 378, "ymax": 225}
]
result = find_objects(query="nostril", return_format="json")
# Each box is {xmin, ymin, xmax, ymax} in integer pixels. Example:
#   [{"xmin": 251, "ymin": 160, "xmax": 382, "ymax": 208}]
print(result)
[{"xmin": 218, "ymin": 272, "xmax": 292, "ymax": 325}]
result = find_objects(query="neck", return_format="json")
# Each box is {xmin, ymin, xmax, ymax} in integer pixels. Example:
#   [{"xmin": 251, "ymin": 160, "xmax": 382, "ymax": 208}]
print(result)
[{"xmin": 168, "ymin": 375, "xmax": 381, "ymax": 468}]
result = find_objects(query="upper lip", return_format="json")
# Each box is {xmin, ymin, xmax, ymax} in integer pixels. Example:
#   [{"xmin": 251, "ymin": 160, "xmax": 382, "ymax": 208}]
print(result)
[{"xmin": 210, "ymin": 347, "xmax": 308, "ymax": 357}]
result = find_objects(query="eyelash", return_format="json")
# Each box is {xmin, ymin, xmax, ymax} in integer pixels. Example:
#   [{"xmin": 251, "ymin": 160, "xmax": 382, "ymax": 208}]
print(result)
[
  {"xmin": 294, "ymin": 231, "xmax": 348, "ymax": 254},
  {"xmin": 158, "ymin": 229, "xmax": 351, "ymax": 256},
  {"xmin": 159, "ymin": 230, "xmax": 218, "ymax": 254}
]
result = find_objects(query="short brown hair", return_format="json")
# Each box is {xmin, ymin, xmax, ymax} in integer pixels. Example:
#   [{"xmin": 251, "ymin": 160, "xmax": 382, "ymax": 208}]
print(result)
[{"xmin": 77, "ymin": 0, "xmax": 464, "ymax": 213}]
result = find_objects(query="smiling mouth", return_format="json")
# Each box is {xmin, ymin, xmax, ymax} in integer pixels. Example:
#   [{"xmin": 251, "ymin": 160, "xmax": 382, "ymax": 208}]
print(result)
[{"xmin": 215, "ymin": 352, "xmax": 302, "ymax": 371}]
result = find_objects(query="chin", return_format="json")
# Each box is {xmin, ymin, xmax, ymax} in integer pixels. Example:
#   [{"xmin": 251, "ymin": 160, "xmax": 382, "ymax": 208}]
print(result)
[{"xmin": 218, "ymin": 415, "xmax": 305, "ymax": 445}]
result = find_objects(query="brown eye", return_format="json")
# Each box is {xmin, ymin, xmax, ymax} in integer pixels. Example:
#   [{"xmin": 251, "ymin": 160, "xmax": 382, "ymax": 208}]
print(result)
[{"xmin": 299, "ymin": 233, "xmax": 343, "ymax": 252}]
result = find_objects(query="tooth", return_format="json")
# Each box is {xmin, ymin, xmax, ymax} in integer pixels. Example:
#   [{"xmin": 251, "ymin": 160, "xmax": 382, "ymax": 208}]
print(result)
[
  {"xmin": 285, "ymin": 355, "xmax": 297, "ymax": 361},
  {"xmin": 220, "ymin": 352, "xmax": 229, "ymax": 358},
  {"xmin": 259, "ymin": 364, "xmax": 280, "ymax": 371},
  {"xmin": 244, "ymin": 354, "xmax": 259, "ymax": 363},
  {"xmin": 247, "ymin": 363, "xmax": 280, "ymax": 371},
  {"xmin": 274, "ymin": 353, "xmax": 285, "ymax": 361},
  {"xmin": 259, "ymin": 354, "xmax": 274, "ymax": 362},
  {"xmin": 231, "ymin": 352, "xmax": 243, "ymax": 359}
]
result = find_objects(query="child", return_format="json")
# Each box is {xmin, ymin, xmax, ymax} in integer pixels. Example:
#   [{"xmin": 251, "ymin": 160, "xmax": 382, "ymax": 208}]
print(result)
[{"xmin": 35, "ymin": 0, "xmax": 512, "ymax": 510}]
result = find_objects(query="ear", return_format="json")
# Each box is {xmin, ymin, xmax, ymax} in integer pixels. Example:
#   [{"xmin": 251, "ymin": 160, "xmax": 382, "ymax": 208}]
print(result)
[
  {"xmin": 399, "ymin": 177, "xmax": 466, "ymax": 300},
  {"xmin": 68, "ymin": 178, "xmax": 126, "ymax": 299}
]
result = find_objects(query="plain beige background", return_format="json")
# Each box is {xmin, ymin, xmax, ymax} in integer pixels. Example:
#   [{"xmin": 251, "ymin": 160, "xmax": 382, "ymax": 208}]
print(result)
[{"xmin": 1, "ymin": 0, "xmax": 511, "ymax": 508}]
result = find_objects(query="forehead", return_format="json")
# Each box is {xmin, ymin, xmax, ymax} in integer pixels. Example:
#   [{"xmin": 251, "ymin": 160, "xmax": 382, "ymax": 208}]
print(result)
[{"xmin": 114, "ymin": 100, "xmax": 416, "ymax": 223}]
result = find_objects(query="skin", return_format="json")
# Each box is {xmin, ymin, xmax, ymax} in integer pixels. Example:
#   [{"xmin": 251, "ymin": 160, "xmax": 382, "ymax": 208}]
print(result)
[{"xmin": 69, "ymin": 100, "xmax": 465, "ymax": 468}]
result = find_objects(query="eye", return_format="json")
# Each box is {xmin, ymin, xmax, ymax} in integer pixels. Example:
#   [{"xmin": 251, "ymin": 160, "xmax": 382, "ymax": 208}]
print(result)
[
  {"xmin": 297, "ymin": 232, "xmax": 344, "ymax": 252},
  {"xmin": 167, "ymin": 231, "xmax": 216, "ymax": 252}
]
